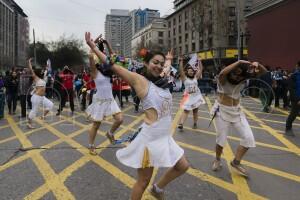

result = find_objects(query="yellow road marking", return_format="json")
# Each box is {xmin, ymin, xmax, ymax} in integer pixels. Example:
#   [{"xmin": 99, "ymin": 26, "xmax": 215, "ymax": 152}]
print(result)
[
  {"xmin": 6, "ymin": 116, "xmax": 75, "ymax": 200},
  {"xmin": 205, "ymin": 97, "xmax": 253, "ymax": 200},
  {"xmin": 184, "ymin": 126, "xmax": 293, "ymax": 153},
  {"xmin": 242, "ymin": 108, "xmax": 300, "ymax": 156},
  {"xmin": 26, "ymin": 111, "xmax": 144, "ymax": 199},
  {"xmin": 178, "ymin": 141, "xmax": 300, "ymax": 184}
]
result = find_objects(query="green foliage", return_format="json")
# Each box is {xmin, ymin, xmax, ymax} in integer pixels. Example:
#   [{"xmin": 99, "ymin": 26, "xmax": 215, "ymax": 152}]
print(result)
[{"xmin": 28, "ymin": 35, "xmax": 87, "ymax": 70}]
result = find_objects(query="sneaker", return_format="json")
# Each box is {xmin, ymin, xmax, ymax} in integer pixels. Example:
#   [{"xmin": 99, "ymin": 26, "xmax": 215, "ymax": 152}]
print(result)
[
  {"xmin": 106, "ymin": 132, "xmax": 115, "ymax": 144},
  {"xmin": 88, "ymin": 144, "xmax": 97, "ymax": 156},
  {"xmin": 56, "ymin": 112, "xmax": 60, "ymax": 116},
  {"xmin": 149, "ymin": 185, "xmax": 165, "ymax": 200},
  {"xmin": 178, "ymin": 124, "xmax": 183, "ymax": 131},
  {"xmin": 285, "ymin": 129, "xmax": 295, "ymax": 137},
  {"xmin": 27, "ymin": 123, "xmax": 35, "ymax": 129},
  {"xmin": 212, "ymin": 160, "xmax": 222, "ymax": 171},
  {"xmin": 193, "ymin": 123, "xmax": 197, "ymax": 129},
  {"xmin": 230, "ymin": 161, "xmax": 248, "ymax": 177}
]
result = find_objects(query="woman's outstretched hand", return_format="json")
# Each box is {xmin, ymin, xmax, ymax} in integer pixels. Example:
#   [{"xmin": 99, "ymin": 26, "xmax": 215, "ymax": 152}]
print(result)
[{"xmin": 85, "ymin": 32, "xmax": 96, "ymax": 49}]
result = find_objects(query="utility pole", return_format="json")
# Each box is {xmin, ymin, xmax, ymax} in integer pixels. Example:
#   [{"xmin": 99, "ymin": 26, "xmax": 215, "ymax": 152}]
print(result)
[
  {"xmin": 236, "ymin": 0, "xmax": 241, "ymax": 60},
  {"xmin": 33, "ymin": 29, "xmax": 37, "ymax": 66}
]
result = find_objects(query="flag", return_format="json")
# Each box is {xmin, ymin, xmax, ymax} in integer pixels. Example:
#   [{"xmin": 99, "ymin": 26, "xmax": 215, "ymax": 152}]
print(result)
[
  {"xmin": 188, "ymin": 53, "xmax": 199, "ymax": 70},
  {"xmin": 46, "ymin": 59, "xmax": 52, "ymax": 74}
]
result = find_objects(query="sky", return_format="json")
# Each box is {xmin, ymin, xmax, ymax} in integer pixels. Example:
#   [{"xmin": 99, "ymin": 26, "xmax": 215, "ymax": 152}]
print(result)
[{"xmin": 14, "ymin": 0, "xmax": 174, "ymax": 43}]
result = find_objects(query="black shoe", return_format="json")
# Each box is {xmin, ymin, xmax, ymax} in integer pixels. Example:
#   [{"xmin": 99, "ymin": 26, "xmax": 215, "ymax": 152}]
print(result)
[
  {"xmin": 56, "ymin": 112, "xmax": 61, "ymax": 116},
  {"xmin": 285, "ymin": 129, "xmax": 295, "ymax": 137},
  {"xmin": 178, "ymin": 124, "xmax": 183, "ymax": 131}
]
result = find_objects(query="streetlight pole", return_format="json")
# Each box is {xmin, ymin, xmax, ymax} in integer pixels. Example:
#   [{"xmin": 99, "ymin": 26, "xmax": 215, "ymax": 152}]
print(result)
[
  {"xmin": 33, "ymin": 29, "xmax": 37, "ymax": 66},
  {"xmin": 236, "ymin": 0, "xmax": 241, "ymax": 60}
]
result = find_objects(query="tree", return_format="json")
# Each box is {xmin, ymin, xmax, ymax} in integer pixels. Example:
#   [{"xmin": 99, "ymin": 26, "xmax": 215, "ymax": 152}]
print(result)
[{"xmin": 28, "ymin": 35, "xmax": 87, "ymax": 71}]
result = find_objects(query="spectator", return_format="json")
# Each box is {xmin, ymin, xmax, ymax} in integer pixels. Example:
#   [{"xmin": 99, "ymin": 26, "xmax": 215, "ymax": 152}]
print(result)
[
  {"xmin": 259, "ymin": 66, "xmax": 274, "ymax": 112},
  {"xmin": 285, "ymin": 61, "xmax": 300, "ymax": 136},
  {"xmin": 56, "ymin": 66, "xmax": 75, "ymax": 116},
  {"xmin": 19, "ymin": 68, "xmax": 33, "ymax": 118},
  {"xmin": 0, "ymin": 74, "xmax": 5, "ymax": 119},
  {"xmin": 5, "ymin": 71, "xmax": 19, "ymax": 115}
]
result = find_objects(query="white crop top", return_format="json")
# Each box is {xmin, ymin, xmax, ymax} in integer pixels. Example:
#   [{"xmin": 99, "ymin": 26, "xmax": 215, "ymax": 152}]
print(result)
[
  {"xmin": 35, "ymin": 79, "xmax": 46, "ymax": 87},
  {"xmin": 217, "ymin": 77, "xmax": 245, "ymax": 100},
  {"xmin": 184, "ymin": 78, "xmax": 200, "ymax": 95},
  {"xmin": 93, "ymin": 71, "xmax": 113, "ymax": 99},
  {"xmin": 141, "ymin": 82, "xmax": 172, "ymax": 119}
]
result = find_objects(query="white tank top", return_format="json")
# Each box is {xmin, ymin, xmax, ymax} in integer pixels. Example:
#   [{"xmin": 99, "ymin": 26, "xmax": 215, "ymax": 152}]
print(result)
[
  {"xmin": 142, "ymin": 82, "xmax": 172, "ymax": 119},
  {"xmin": 184, "ymin": 78, "xmax": 200, "ymax": 95},
  {"xmin": 93, "ymin": 71, "xmax": 113, "ymax": 99},
  {"xmin": 217, "ymin": 77, "xmax": 245, "ymax": 100}
]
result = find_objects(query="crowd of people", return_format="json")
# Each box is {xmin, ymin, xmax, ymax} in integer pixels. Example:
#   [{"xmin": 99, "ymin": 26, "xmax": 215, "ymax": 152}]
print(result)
[{"xmin": 0, "ymin": 32, "xmax": 299, "ymax": 200}]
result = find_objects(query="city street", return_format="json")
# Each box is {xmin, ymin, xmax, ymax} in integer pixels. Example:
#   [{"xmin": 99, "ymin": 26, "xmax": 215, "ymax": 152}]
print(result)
[{"xmin": 0, "ymin": 93, "xmax": 299, "ymax": 200}]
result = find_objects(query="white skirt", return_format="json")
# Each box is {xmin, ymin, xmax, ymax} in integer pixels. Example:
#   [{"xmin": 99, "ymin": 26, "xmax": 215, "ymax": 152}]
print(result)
[
  {"xmin": 86, "ymin": 97, "xmax": 121, "ymax": 122},
  {"xmin": 116, "ymin": 117, "xmax": 184, "ymax": 168},
  {"xmin": 182, "ymin": 92, "xmax": 206, "ymax": 111}
]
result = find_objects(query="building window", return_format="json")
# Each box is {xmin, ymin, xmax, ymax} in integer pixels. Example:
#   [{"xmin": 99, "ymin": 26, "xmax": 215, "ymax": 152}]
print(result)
[
  {"xmin": 228, "ymin": 36, "xmax": 236, "ymax": 46},
  {"xmin": 159, "ymin": 32, "xmax": 164, "ymax": 37},
  {"xmin": 159, "ymin": 39, "xmax": 164, "ymax": 44},
  {"xmin": 179, "ymin": 25, "xmax": 182, "ymax": 34},
  {"xmin": 185, "ymin": 33, "xmax": 188, "ymax": 42},
  {"xmin": 185, "ymin": 44, "xmax": 189, "ymax": 53},
  {"xmin": 173, "ymin": 18, "xmax": 176, "ymax": 25},
  {"xmin": 185, "ymin": 10, "xmax": 188, "ymax": 19},
  {"xmin": 229, "ymin": 20, "xmax": 236, "ymax": 33},
  {"xmin": 185, "ymin": 22, "xmax": 188, "ymax": 31},
  {"xmin": 173, "ymin": 38, "xmax": 176, "ymax": 44},
  {"xmin": 192, "ymin": 31, "xmax": 195, "ymax": 40},
  {"xmin": 173, "ymin": 28, "xmax": 176, "ymax": 35},
  {"xmin": 179, "ymin": 46, "xmax": 182, "ymax": 54},
  {"xmin": 168, "ymin": 31, "xmax": 171, "ymax": 37},
  {"xmin": 192, "ymin": 43, "xmax": 196, "ymax": 51},
  {"xmin": 199, "ymin": 40, "xmax": 204, "ymax": 49},
  {"xmin": 208, "ymin": 24, "xmax": 213, "ymax": 35},
  {"xmin": 179, "ymin": 14, "xmax": 182, "ymax": 23},
  {"xmin": 209, "ymin": 38, "xmax": 213, "ymax": 48},
  {"xmin": 229, "ymin": 7, "xmax": 236, "ymax": 16},
  {"xmin": 179, "ymin": 36, "xmax": 182, "ymax": 44},
  {"xmin": 168, "ymin": 21, "xmax": 171, "ymax": 27}
]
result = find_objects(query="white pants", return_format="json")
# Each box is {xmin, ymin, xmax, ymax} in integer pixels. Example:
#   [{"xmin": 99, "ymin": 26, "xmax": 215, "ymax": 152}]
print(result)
[
  {"xmin": 28, "ymin": 94, "xmax": 54, "ymax": 119},
  {"xmin": 215, "ymin": 113, "xmax": 256, "ymax": 148}
]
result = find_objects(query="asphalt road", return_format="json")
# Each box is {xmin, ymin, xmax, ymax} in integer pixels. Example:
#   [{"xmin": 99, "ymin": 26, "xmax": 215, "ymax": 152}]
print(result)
[{"xmin": 0, "ymin": 93, "xmax": 300, "ymax": 200}]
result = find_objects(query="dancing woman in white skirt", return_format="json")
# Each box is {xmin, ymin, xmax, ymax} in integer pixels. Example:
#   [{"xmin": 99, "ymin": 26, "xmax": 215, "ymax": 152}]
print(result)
[
  {"xmin": 27, "ymin": 58, "xmax": 54, "ymax": 129},
  {"xmin": 178, "ymin": 56, "xmax": 205, "ymax": 131},
  {"xmin": 85, "ymin": 32, "xmax": 189, "ymax": 200},
  {"xmin": 86, "ymin": 40, "xmax": 123, "ymax": 155},
  {"xmin": 210, "ymin": 60, "xmax": 267, "ymax": 177}
]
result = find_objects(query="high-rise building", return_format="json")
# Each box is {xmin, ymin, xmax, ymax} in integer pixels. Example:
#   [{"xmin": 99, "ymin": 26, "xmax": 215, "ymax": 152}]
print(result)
[
  {"xmin": 166, "ymin": 0, "xmax": 254, "ymax": 67},
  {"xmin": 105, "ymin": 9, "xmax": 130, "ymax": 55},
  {"xmin": 107, "ymin": 8, "xmax": 160, "ymax": 58},
  {"xmin": 133, "ymin": 8, "xmax": 160, "ymax": 34},
  {"xmin": 0, "ymin": 0, "xmax": 29, "ymax": 69},
  {"xmin": 131, "ymin": 18, "xmax": 167, "ymax": 58}
]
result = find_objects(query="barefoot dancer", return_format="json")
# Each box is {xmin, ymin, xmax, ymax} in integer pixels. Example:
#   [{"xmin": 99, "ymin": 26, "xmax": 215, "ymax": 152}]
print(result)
[
  {"xmin": 27, "ymin": 58, "xmax": 54, "ymax": 129},
  {"xmin": 85, "ymin": 32, "xmax": 189, "ymax": 200},
  {"xmin": 211, "ymin": 60, "xmax": 267, "ymax": 177},
  {"xmin": 86, "ymin": 38, "xmax": 123, "ymax": 155},
  {"xmin": 178, "ymin": 56, "xmax": 205, "ymax": 131}
]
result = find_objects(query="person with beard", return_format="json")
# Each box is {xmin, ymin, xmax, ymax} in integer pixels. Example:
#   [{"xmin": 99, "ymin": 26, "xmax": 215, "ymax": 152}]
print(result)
[
  {"xmin": 27, "ymin": 58, "xmax": 54, "ymax": 129},
  {"xmin": 85, "ymin": 39, "xmax": 123, "ymax": 155},
  {"xmin": 210, "ymin": 60, "xmax": 267, "ymax": 177},
  {"xmin": 5, "ymin": 70, "xmax": 19, "ymax": 115},
  {"xmin": 85, "ymin": 32, "xmax": 189, "ymax": 200},
  {"xmin": 177, "ymin": 56, "xmax": 205, "ymax": 131},
  {"xmin": 56, "ymin": 66, "xmax": 75, "ymax": 116}
]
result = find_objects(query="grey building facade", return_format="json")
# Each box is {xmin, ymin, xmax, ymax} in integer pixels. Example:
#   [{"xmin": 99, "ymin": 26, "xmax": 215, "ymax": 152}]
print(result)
[
  {"xmin": 166, "ymin": 0, "xmax": 253, "ymax": 66},
  {"xmin": 0, "ymin": 0, "xmax": 29, "ymax": 70},
  {"xmin": 105, "ymin": 9, "xmax": 130, "ymax": 56}
]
